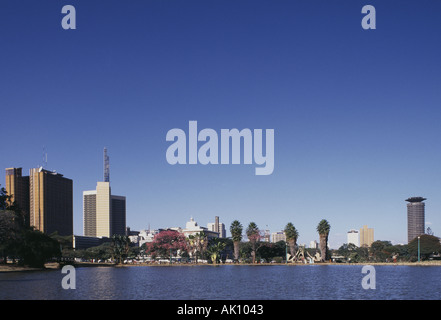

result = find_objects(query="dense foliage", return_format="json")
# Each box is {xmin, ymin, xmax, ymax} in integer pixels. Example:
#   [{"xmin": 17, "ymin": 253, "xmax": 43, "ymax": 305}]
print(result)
[{"xmin": 0, "ymin": 187, "xmax": 61, "ymax": 267}]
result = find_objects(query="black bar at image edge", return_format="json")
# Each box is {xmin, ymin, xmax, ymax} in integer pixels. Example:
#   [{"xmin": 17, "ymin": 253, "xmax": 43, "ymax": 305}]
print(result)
[{"xmin": 0, "ymin": 300, "xmax": 437, "ymax": 318}]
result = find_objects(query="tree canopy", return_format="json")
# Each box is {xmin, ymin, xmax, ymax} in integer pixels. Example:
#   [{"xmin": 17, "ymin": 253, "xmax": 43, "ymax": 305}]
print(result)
[
  {"xmin": 230, "ymin": 220, "xmax": 243, "ymax": 242},
  {"xmin": 317, "ymin": 219, "xmax": 331, "ymax": 235},
  {"xmin": 284, "ymin": 223, "xmax": 299, "ymax": 241},
  {"xmin": 144, "ymin": 230, "xmax": 187, "ymax": 259},
  {"xmin": 408, "ymin": 234, "xmax": 441, "ymax": 260}
]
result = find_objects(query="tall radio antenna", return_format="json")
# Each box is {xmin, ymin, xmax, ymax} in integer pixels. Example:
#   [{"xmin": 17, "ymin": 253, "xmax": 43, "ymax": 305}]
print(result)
[{"xmin": 104, "ymin": 147, "xmax": 110, "ymax": 182}]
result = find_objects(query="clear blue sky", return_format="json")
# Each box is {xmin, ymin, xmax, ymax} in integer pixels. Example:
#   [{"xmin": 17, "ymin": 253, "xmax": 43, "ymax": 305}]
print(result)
[{"xmin": 1, "ymin": 0, "xmax": 441, "ymax": 248}]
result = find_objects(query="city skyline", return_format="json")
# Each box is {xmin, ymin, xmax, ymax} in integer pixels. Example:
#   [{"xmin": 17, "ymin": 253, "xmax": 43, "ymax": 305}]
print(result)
[
  {"xmin": 2, "ymin": 1, "xmax": 441, "ymax": 249},
  {"xmin": 2, "ymin": 162, "xmax": 434, "ymax": 248}
]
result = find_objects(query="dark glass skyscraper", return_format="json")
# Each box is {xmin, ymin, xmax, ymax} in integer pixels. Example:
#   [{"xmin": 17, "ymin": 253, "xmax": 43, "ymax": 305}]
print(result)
[{"xmin": 406, "ymin": 197, "xmax": 426, "ymax": 243}]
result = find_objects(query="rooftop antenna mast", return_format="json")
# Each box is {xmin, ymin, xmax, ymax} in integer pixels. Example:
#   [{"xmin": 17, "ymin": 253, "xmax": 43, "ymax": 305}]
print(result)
[
  {"xmin": 42, "ymin": 146, "xmax": 48, "ymax": 169},
  {"xmin": 104, "ymin": 147, "xmax": 110, "ymax": 182}
]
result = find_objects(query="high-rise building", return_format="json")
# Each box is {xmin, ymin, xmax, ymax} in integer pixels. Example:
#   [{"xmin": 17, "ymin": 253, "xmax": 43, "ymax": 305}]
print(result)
[
  {"xmin": 83, "ymin": 190, "xmax": 96, "ymax": 237},
  {"xmin": 207, "ymin": 216, "xmax": 226, "ymax": 238},
  {"xmin": 111, "ymin": 195, "xmax": 126, "ymax": 236},
  {"xmin": 406, "ymin": 197, "xmax": 426, "ymax": 243},
  {"xmin": 29, "ymin": 167, "xmax": 73, "ymax": 236},
  {"xmin": 359, "ymin": 225, "xmax": 374, "ymax": 247},
  {"xmin": 83, "ymin": 148, "xmax": 126, "ymax": 238},
  {"xmin": 5, "ymin": 167, "xmax": 30, "ymax": 225},
  {"xmin": 83, "ymin": 183, "xmax": 126, "ymax": 238},
  {"xmin": 347, "ymin": 229, "xmax": 360, "ymax": 247},
  {"xmin": 309, "ymin": 240, "xmax": 318, "ymax": 249}
]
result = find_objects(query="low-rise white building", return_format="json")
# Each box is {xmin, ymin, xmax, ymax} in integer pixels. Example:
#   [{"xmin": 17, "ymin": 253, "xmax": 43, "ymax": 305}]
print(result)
[
  {"xmin": 129, "ymin": 229, "xmax": 159, "ymax": 247},
  {"xmin": 182, "ymin": 217, "xmax": 219, "ymax": 239},
  {"xmin": 271, "ymin": 231, "xmax": 286, "ymax": 243}
]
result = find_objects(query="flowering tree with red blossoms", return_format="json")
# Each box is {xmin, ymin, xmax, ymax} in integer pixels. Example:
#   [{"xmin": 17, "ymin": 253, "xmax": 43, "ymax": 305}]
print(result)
[{"xmin": 144, "ymin": 230, "xmax": 188, "ymax": 259}]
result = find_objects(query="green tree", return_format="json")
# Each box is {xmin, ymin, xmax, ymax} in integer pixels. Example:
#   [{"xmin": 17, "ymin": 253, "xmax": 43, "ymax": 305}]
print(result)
[
  {"xmin": 83, "ymin": 242, "xmax": 113, "ymax": 262},
  {"xmin": 0, "ymin": 187, "xmax": 10, "ymax": 210},
  {"xmin": 19, "ymin": 229, "xmax": 61, "ymax": 268},
  {"xmin": 0, "ymin": 186, "xmax": 26, "ymax": 228},
  {"xmin": 50, "ymin": 232, "xmax": 74, "ymax": 260},
  {"xmin": 284, "ymin": 222, "xmax": 299, "ymax": 259},
  {"xmin": 0, "ymin": 210, "xmax": 20, "ymax": 263},
  {"xmin": 0, "ymin": 187, "xmax": 25, "ymax": 264},
  {"xmin": 427, "ymin": 227, "xmax": 434, "ymax": 236},
  {"xmin": 370, "ymin": 240, "xmax": 393, "ymax": 262},
  {"xmin": 207, "ymin": 238, "xmax": 226, "ymax": 264},
  {"xmin": 390, "ymin": 244, "xmax": 409, "ymax": 262},
  {"xmin": 338, "ymin": 243, "xmax": 366, "ymax": 263},
  {"xmin": 316, "ymin": 219, "xmax": 331, "ymax": 262},
  {"xmin": 230, "ymin": 220, "xmax": 243, "ymax": 262},
  {"xmin": 239, "ymin": 241, "xmax": 252, "ymax": 263},
  {"xmin": 257, "ymin": 241, "xmax": 286, "ymax": 262},
  {"xmin": 111, "ymin": 234, "xmax": 131, "ymax": 264},
  {"xmin": 1, "ymin": 186, "xmax": 66, "ymax": 268},
  {"xmin": 408, "ymin": 234, "xmax": 441, "ymax": 261},
  {"xmin": 246, "ymin": 222, "xmax": 260, "ymax": 264},
  {"xmin": 218, "ymin": 238, "xmax": 234, "ymax": 261},
  {"xmin": 187, "ymin": 231, "xmax": 208, "ymax": 263}
]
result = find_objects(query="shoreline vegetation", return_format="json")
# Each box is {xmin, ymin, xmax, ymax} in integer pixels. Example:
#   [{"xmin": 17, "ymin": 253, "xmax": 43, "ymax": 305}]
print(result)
[
  {"xmin": 2, "ymin": 193, "xmax": 440, "ymax": 275},
  {"xmin": 2, "ymin": 260, "xmax": 441, "ymax": 272}
]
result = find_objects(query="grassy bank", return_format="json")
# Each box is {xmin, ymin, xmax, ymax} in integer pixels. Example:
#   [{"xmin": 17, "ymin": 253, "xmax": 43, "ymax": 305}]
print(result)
[
  {"xmin": 0, "ymin": 261, "xmax": 111, "ymax": 272},
  {"xmin": 0, "ymin": 264, "xmax": 44, "ymax": 272}
]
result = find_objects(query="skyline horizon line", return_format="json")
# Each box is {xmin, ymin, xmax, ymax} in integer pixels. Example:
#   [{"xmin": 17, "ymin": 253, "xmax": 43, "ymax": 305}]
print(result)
[{"xmin": 2, "ymin": 158, "xmax": 433, "ymax": 249}]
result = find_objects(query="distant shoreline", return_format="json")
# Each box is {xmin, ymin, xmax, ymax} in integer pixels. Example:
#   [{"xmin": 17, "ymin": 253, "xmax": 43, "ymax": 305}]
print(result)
[
  {"xmin": 0, "ymin": 262, "xmax": 63, "ymax": 273},
  {"xmin": 117, "ymin": 261, "xmax": 441, "ymax": 267},
  {"xmin": 2, "ymin": 260, "xmax": 441, "ymax": 272}
]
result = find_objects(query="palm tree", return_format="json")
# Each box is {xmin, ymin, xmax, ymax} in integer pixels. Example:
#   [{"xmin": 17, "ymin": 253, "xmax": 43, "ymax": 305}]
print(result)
[
  {"xmin": 284, "ymin": 222, "xmax": 299, "ymax": 260},
  {"xmin": 316, "ymin": 219, "xmax": 331, "ymax": 262},
  {"xmin": 187, "ymin": 231, "xmax": 207, "ymax": 263},
  {"xmin": 230, "ymin": 220, "xmax": 243, "ymax": 262},
  {"xmin": 246, "ymin": 222, "xmax": 260, "ymax": 264},
  {"xmin": 207, "ymin": 239, "xmax": 226, "ymax": 264},
  {"xmin": 197, "ymin": 231, "xmax": 208, "ymax": 261},
  {"xmin": 187, "ymin": 234, "xmax": 196, "ymax": 261}
]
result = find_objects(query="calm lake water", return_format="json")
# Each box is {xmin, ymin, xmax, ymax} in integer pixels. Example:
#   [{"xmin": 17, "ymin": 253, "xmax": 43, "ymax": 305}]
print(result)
[{"xmin": 1, "ymin": 265, "xmax": 440, "ymax": 300}]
